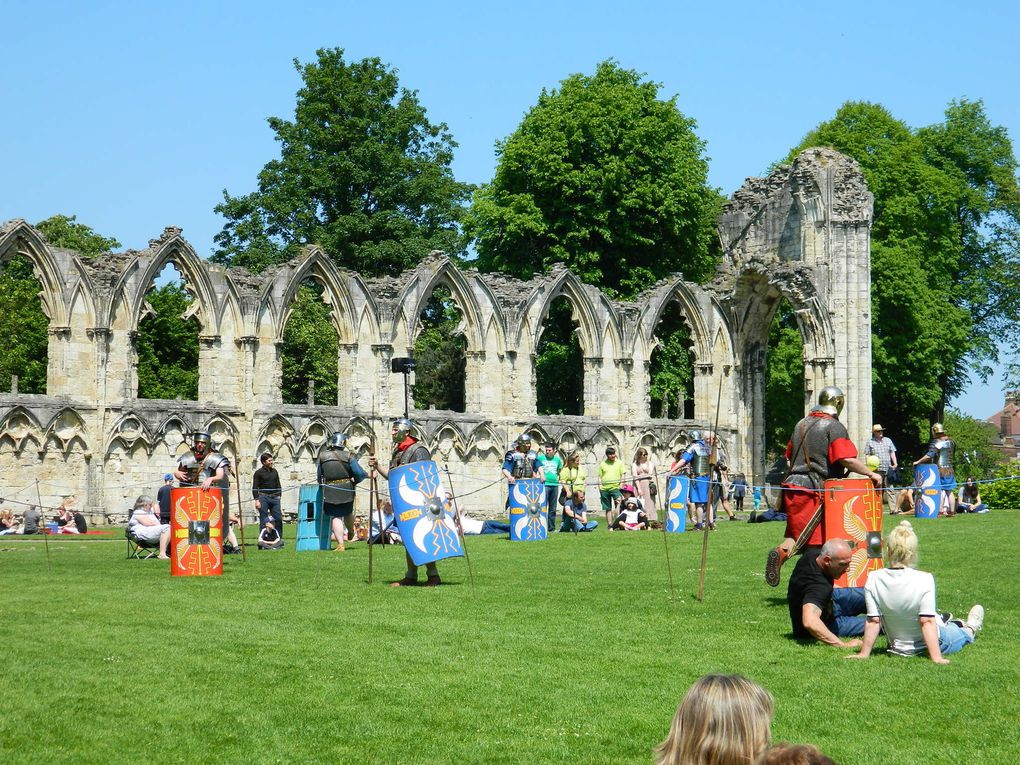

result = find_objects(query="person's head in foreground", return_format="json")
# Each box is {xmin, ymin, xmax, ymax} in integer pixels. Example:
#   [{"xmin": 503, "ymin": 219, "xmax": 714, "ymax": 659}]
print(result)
[
  {"xmin": 758, "ymin": 742, "xmax": 837, "ymax": 765},
  {"xmin": 655, "ymin": 674, "xmax": 773, "ymax": 765},
  {"xmin": 885, "ymin": 520, "xmax": 919, "ymax": 568}
]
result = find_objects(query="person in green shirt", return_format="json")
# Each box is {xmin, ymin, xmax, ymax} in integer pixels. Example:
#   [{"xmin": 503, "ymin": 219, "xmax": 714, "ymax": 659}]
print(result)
[
  {"xmin": 598, "ymin": 446, "xmax": 627, "ymax": 524},
  {"xmin": 535, "ymin": 441, "xmax": 564, "ymax": 532}
]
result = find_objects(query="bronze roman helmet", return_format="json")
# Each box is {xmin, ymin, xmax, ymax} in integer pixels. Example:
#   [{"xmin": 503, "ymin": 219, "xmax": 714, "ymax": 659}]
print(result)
[{"xmin": 816, "ymin": 386, "xmax": 845, "ymax": 417}]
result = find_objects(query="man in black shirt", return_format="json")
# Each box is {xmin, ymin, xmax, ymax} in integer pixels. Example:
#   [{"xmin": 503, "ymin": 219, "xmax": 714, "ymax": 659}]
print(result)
[
  {"xmin": 157, "ymin": 474, "xmax": 173, "ymax": 524},
  {"xmin": 787, "ymin": 539, "xmax": 866, "ymax": 648},
  {"xmin": 252, "ymin": 453, "xmax": 284, "ymax": 541}
]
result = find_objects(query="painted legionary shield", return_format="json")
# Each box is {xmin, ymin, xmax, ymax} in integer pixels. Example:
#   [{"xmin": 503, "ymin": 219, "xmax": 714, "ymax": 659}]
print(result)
[
  {"xmin": 508, "ymin": 477, "xmax": 548, "ymax": 542},
  {"xmin": 666, "ymin": 475, "xmax": 689, "ymax": 533},
  {"xmin": 389, "ymin": 460, "xmax": 463, "ymax": 567},
  {"xmin": 823, "ymin": 478, "xmax": 883, "ymax": 589},
  {"xmin": 914, "ymin": 465, "xmax": 941, "ymax": 519},
  {"xmin": 170, "ymin": 487, "xmax": 223, "ymax": 577}
]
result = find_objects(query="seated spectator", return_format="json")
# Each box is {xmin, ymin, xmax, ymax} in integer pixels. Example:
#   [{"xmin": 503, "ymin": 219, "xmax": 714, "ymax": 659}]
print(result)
[
  {"xmin": 655, "ymin": 674, "xmax": 773, "ymax": 765},
  {"xmin": 257, "ymin": 519, "xmax": 284, "ymax": 550},
  {"xmin": 128, "ymin": 495, "xmax": 171, "ymax": 559},
  {"xmin": 54, "ymin": 497, "xmax": 82, "ymax": 534},
  {"xmin": 787, "ymin": 539, "xmax": 866, "ymax": 648},
  {"xmin": 758, "ymin": 743, "xmax": 837, "ymax": 765},
  {"xmin": 0, "ymin": 508, "xmax": 18, "ymax": 535},
  {"xmin": 891, "ymin": 486, "xmax": 915, "ymax": 515},
  {"xmin": 847, "ymin": 520, "xmax": 984, "ymax": 664},
  {"xmin": 20, "ymin": 505, "xmax": 40, "ymax": 535},
  {"xmin": 619, "ymin": 484, "xmax": 643, "ymax": 510},
  {"xmin": 560, "ymin": 489, "xmax": 598, "ymax": 532},
  {"xmin": 368, "ymin": 500, "xmax": 401, "ymax": 545},
  {"xmin": 957, "ymin": 478, "xmax": 988, "ymax": 514},
  {"xmin": 612, "ymin": 497, "xmax": 648, "ymax": 530}
]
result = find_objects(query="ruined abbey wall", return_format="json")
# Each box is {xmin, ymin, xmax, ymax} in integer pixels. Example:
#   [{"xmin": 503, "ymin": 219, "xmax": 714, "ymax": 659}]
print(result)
[{"xmin": 0, "ymin": 148, "xmax": 873, "ymax": 522}]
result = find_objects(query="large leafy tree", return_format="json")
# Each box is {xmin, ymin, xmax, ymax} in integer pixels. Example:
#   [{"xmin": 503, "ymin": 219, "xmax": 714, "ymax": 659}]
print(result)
[
  {"xmin": 280, "ymin": 282, "xmax": 339, "ymax": 406},
  {"xmin": 412, "ymin": 286, "xmax": 466, "ymax": 412},
  {"xmin": 466, "ymin": 60, "xmax": 722, "ymax": 299},
  {"xmin": 0, "ymin": 215, "xmax": 121, "ymax": 394},
  {"xmin": 212, "ymin": 48, "xmax": 473, "ymax": 275},
  {"xmin": 136, "ymin": 284, "xmax": 200, "ymax": 400},
  {"xmin": 786, "ymin": 100, "xmax": 1020, "ymax": 453},
  {"xmin": 764, "ymin": 301, "xmax": 805, "ymax": 456}
]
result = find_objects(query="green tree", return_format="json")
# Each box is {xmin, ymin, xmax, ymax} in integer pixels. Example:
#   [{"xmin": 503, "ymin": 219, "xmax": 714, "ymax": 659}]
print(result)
[
  {"xmin": 0, "ymin": 216, "xmax": 122, "ymax": 394},
  {"xmin": 136, "ymin": 283, "xmax": 200, "ymax": 400},
  {"xmin": 466, "ymin": 60, "xmax": 721, "ymax": 299},
  {"xmin": 535, "ymin": 298, "xmax": 583, "ymax": 415},
  {"xmin": 36, "ymin": 214, "xmax": 121, "ymax": 258},
  {"xmin": 212, "ymin": 48, "xmax": 473, "ymax": 275},
  {"xmin": 943, "ymin": 409, "xmax": 1005, "ymax": 480},
  {"xmin": 786, "ymin": 100, "xmax": 1020, "ymax": 454},
  {"xmin": 764, "ymin": 302, "xmax": 805, "ymax": 456},
  {"xmin": 649, "ymin": 303, "xmax": 694, "ymax": 418},
  {"xmin": 412, "ymin": 286, "xmax": 466, "ymax": 412},
  {"xmin": 280, "ymin": 282, "xmax": 339, "ymax": 405}
]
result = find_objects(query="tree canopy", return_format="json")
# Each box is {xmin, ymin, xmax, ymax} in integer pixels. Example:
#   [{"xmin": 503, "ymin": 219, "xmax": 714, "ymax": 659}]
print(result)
[
  {"xmin": 280, "ymin": 282, "xmax": 339, "ymax": 406},
  {"xmin": 466, "ymin": 60, "xmax": 722, "ymax": 299},
  {"xmin": 212, "ymin": 48, "xmax": 473, "ymax": 275},
  {"xmin": 136, "ymin": 283, "xmax": 200, "ymax": 400},
  {"xmin": 785, "ymin": 100, "xmax": 1020, "ymax": 452},
  {"xmin": 412, "ymin": 286, "xmax": 466, "ymax": 412}
]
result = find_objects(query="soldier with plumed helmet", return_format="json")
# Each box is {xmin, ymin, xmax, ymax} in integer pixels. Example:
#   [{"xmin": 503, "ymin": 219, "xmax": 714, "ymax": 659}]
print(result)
[
  {"xmin": 912, "ymin": 423, "xmax": 957, "ymax": 516},
  {"xmin": 317, "ymin": 431, "xmax": 367, "ymax": 552},
  {"xmin": 764, "ymin": 386, "xmax": 881, "ymax": 587},
  {"xmin": 369, "ymin": 417, "xmax": 441, "ymax": 586},
  {"xmin": 670, "ymin": 429, "xmax": 716, "ymax": 530},
  {"xmin": 173, "ymin": 430, "xmax": 242, "ymax": 554}
]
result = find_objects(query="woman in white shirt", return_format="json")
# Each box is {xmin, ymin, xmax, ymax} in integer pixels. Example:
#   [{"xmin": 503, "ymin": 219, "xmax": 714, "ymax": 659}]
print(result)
[
  {"xmin": 847, "ymin": 520, "xmax": 983, "ymax": 664},
  {"xmin": 128, "ymin": 495, "xmax": 171, "ymax": 559}
]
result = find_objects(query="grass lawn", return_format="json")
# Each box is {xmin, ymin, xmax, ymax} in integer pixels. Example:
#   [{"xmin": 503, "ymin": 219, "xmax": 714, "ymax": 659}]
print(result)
[{"xmin": 1, "ymin": 512, "xmax": 1016, "ymax": 764}]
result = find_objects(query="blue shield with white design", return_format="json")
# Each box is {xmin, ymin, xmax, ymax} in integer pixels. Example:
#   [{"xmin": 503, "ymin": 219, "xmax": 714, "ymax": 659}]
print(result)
[
  {"xmin": 914, "ymin": 465, "xmax": 940, "ymax": 519},
  {"xmin": 389, "ymin": 460, "xmax": 464, "ymax": 566},
  {"xmin": 666, "ymin": 475, "xmax": 689, "ymax": 533},
  {"xmin": 508, "ymin": 477, "xmax": 548, "ymax": 541}
]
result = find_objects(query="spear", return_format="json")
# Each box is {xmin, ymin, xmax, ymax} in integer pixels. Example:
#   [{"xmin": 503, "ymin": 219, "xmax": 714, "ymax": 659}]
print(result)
[
  {"xmin": 443, "ymin": 463, "xmax": 474, "ymax": 591},
  {"xmin": 368, "ymin": 395, "xmax": 380, "ymax": 584},
  {"xmin": 232, "ymin": 461, "xmax": 247, "ymax": 562},
  {"xmin": 696, "ymin": 367, "xmax": 726, "ymax": 602},
  {"xmin": 35, "ymin": 480, "xmax": 51, "ymax": 568}
]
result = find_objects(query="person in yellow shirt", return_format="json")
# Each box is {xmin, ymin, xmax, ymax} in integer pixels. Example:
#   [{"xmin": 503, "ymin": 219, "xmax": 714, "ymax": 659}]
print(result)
[
  {"xmin": 598, "ymin": 446, "xmax": 627, "ymax": 524},
  {"xmin": 558, "ymin": 452, "xmax": 587, "ymax": 507}
]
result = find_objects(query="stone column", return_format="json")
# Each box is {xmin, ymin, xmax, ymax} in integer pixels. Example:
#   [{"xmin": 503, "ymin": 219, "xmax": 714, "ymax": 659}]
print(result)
[
  {"xmin": 582, "ymin": 357, "xmax": 603, "ymax": 418},
  {"xmin": 338, "ymin": 342, "xmax": 358, "ymax": 408}
]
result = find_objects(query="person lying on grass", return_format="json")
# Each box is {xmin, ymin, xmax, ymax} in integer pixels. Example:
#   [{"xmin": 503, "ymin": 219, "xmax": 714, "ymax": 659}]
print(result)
[{"xmin": 847, "ymin": 520, "xmax": 984, "ymax": 664}]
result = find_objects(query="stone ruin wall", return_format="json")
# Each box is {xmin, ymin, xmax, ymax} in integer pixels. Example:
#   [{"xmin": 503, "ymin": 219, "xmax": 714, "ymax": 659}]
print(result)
[{"xmin": 0, "ymin": 148, "xmax": 874, "ymax": 523}]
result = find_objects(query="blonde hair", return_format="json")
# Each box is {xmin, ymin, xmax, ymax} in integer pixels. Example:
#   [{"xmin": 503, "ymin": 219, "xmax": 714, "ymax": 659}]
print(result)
[
  {"xmin": 885, "ymin": 520, "xmax": 919, "ymax": 568},
  {"xmin": 655, "ymin": 674, "xmax": 774, "ymax": 765}
]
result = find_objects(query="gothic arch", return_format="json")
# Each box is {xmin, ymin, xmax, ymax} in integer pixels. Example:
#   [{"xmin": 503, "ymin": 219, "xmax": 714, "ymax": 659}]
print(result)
[
  {"xmin": 119, "ymin": 234, "xmax": 220, "ymax": 335},
  {"xmin": 524, "ymin": 270, "xmax": 602, "ymax": 357},
  {"xmin": 642, "ymin": 280, "xmax": 714, "ymax": 362},
  {"xmin": 0, "ymin": 220, "xmax": 69, "ymax": 327},
  {"xmin": 401, "ymin": 258, "xmax": 486, "ymax": 351},
  {"xmin": 43, "ymin": 407, "xmax": 91, "ymax": 457},
  {"xmin": 275, "ymin": 248, "xmax": 357, "ymax": 344},
  {"xmin": 256, "ymin": 414, "xmax": 299, "ymax": 458}
]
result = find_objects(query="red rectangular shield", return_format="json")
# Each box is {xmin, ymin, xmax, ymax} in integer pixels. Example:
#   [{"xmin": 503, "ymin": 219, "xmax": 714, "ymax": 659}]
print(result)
[
  {"xmin": 170, "ymin": 487, "xmax": 224, "ymax": 577},
  {"xmin": 822, "ymin": 478, "xmax": 883, "ymax": 589}
]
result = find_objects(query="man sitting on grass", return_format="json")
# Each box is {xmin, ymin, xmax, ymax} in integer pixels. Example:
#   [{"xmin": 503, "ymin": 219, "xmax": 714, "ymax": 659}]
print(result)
[
  {"xmin": 787, "ymin": 539, "xmax": 866, "ymax": 649},
  {"xmin": 560, "ymin": 489, "xmax": 598, "ymax": 532}
]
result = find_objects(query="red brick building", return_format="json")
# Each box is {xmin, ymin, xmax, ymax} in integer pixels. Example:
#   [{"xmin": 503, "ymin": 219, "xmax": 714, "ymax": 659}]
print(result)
[{"xmin": 986, "ymin": 390, "xmax": 1020, "ymax": 461}]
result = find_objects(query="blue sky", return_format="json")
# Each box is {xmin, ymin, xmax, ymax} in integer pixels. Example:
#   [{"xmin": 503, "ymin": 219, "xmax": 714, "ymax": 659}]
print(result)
[{"xmin": 2, "ymin": 1, "xmax": 1016, "ymax": 417}]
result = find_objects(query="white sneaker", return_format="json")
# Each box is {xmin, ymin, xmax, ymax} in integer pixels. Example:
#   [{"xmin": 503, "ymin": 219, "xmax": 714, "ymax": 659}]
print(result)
[{"xmin": 965, "ymin": 604, "xmax": 984, "ymax": 634}]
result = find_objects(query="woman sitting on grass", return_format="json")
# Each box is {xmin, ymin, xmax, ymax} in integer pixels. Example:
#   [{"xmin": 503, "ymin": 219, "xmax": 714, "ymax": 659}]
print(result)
[
  {"xmin": 0, "ymin": 508, "xmax": 18, "ymax": 535},
  {"xmin": 655, "ymin": 674, "xmax": 773, "ymax": 765},
  {"xmin": 847, "ymin": 520, "xmax": 984, "ymax": 664},
  {"xmin": 128, "ymin": 495, "xmax": 171, "ymax": 559}
]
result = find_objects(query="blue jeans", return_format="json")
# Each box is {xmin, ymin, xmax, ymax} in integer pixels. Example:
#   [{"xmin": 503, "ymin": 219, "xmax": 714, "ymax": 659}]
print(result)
[
  {"xmin": 829, "ymin": 587, "xmax": 867, "ymax": 637},
  {"xmin": 561, "ymin": 517, "xmax": 598, "ymax": 532},
  {"xmin": 959, "ymin": 502, "xmax": 987, "ymax": 513},
  {"xmin": 544, "ymin": 485, "xmax": 559, "ymax": 530},
  {"xmin": 257, "ymin": 494, "xmax": 283, "ymax": 537},
  {"xmin": 479, "ymin": 520, "xmax": 511, "ymax": 535},
  {"xmin": 938, "ymin": 622, "xmax": 975, "ymax": 655}
]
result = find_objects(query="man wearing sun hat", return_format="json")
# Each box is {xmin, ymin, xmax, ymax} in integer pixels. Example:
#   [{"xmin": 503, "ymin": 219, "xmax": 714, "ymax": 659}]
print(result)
[{"xmin": 864, "ymin": 424, "xmax": 898, "ymax": 514}]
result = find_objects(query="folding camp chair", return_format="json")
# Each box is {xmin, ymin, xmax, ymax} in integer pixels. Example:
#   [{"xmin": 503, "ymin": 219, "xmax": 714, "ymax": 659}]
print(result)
[{"xmin": 126, "ymin": 526, "xmax": 160, "ymax": 559}]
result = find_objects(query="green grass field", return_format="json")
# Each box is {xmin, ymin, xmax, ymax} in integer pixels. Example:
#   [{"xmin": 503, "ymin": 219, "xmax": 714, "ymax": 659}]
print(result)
[{"xmin": 1, "ymin": 512, "xmax": 1016, "ymax": 765}]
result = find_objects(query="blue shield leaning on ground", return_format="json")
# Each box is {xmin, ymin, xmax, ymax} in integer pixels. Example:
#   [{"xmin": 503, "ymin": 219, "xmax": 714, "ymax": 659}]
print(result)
[
  {"xmin": 666, "ymin": 475, "xmax": 689, "ymax": 533},
  {"xmin": 389, "ymin": 460, "xmax": 463, "ymax": 566},
  {"xmin": 914, "ymin": 465, "xmax": 940, "ymax": 519},
  {"xmin": 508, "ymin": 477, "xmax": 548, "ymax": 541}
]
